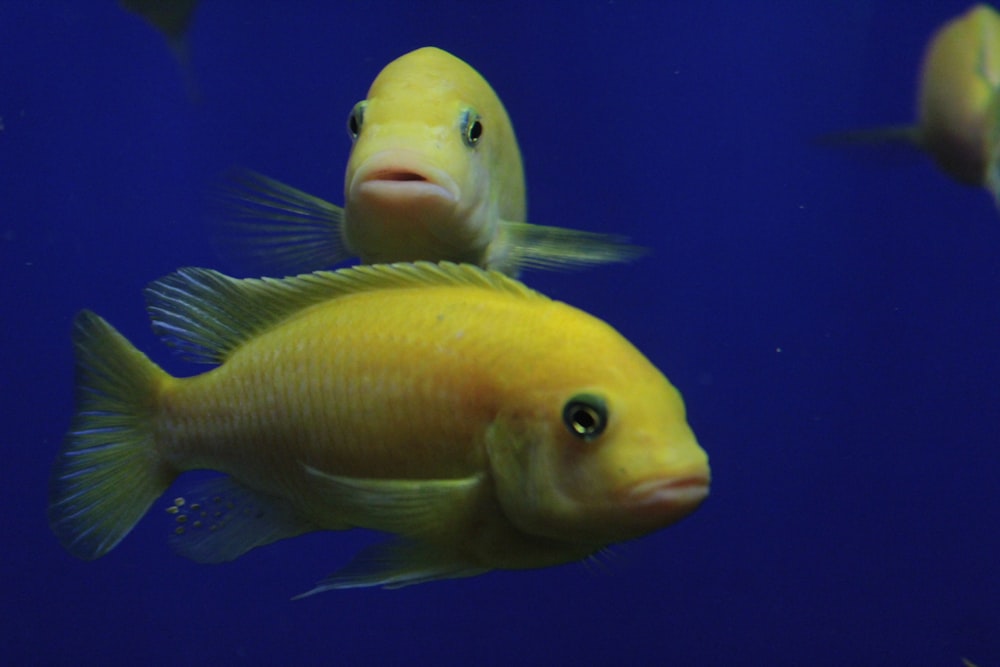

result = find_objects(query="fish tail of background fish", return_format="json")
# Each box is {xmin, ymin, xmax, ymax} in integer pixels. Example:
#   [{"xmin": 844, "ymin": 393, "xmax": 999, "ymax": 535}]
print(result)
[
  {"xmin": 48, "ymin": 311, "xmax": 177, "ymax": 560},
  {"xmin": 209, "ymin": 167, "xmax": 353, "ymax": 276}
]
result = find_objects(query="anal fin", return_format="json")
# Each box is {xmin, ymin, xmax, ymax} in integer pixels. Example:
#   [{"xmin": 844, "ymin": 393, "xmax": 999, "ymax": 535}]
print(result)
[{"xmin": 166, "ymin": 475, "xmax": 316, "ymax": 563}]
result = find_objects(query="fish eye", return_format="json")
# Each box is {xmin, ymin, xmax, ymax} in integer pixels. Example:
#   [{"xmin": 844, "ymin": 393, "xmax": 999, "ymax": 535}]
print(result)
[
  {"xmin": 347, "ymin": 101, "xmax": 367, "ymax": 140},
  {"xmin": 562, "ymin": 393, "xmax": 608, "ymax": 442},
  {"xmin": 461, "ymin": 109, "xmax": 483, "ymax": 147}
]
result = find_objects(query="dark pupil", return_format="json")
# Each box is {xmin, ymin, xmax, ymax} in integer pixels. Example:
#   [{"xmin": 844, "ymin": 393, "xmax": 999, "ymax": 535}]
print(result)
[
  {"xmin": 349, "ymin": 113, "xmax": 360, "ymax": 136},
  {"xmin": 572, "ymin": 406, "xmax": 598, "ymax": 434},
  {"xmin": 468, "ymin": 120, "xmax": 482, "ymax": 142},
  {"xmin": 562, "ymin": 394, "xmax": 607, "ymax": 440}
]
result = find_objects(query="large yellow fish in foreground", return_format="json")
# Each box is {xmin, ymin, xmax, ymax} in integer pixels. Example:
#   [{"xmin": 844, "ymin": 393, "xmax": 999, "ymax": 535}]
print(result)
[
  {"xmin": 49, "ymin": 262, "xmax": 708, "ymax": 594},
  {"xmin": 820, "ymin": 4, "xmax": 1000, "ymax": 202},
  {"xmin": 218, "ymin": 47, "xmax": 642, "ymax": 276}
]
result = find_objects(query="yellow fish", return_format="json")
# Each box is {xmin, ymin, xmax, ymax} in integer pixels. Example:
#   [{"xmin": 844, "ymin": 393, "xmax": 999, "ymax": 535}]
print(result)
[
  {"xmin": 820, "ymin": 5, "xmax": 1000, "ymax": 201},
  {"xmin": 48, "ymin": 262, "xmax": 708, "ymax": 593},
  {"xmin": 217, "ymin": 47, "xmax": 642, "ymax": 276}
]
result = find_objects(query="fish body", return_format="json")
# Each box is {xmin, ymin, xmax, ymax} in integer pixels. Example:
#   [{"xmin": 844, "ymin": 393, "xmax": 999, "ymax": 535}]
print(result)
[
  {"xmin": 49, "ymin": 262, "xmax": 708, "ymax": 592},
  {"xmin": 218, "ymin": 47, "xmax": 641, "ymax": 276}
]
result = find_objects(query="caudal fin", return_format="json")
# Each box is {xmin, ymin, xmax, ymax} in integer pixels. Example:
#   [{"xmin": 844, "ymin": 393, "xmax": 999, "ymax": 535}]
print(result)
[{"xmin": 48, "ymin": 311, "xmax": 177, "ymax": 560}]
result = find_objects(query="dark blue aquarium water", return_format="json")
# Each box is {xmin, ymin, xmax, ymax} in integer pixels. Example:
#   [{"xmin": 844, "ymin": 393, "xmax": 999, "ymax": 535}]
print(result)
[{"xmin": 2, "ymin": 2, "xmax": 999, "ymax": 665}]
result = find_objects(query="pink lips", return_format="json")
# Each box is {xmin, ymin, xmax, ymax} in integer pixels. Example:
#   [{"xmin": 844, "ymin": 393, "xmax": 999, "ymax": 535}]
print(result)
[
  {"xmin": 627, "ymin": 476, "xmax": 710, "ymax": 512},
  {"xmin": 349, "ymin": 152, "xmax": 461, "ymax": 208}
]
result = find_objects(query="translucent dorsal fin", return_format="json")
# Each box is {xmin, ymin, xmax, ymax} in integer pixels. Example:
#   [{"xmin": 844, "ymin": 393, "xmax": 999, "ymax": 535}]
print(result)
[{"xmin": 144, "ymin": 261, "xmax": 546, "ymax": 364}]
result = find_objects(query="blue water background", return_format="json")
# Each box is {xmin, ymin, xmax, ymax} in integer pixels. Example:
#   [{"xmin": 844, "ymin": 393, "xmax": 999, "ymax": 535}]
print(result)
[{"xmin": 2, "ymin": 2, "xmax": 999, "ymax": 664}]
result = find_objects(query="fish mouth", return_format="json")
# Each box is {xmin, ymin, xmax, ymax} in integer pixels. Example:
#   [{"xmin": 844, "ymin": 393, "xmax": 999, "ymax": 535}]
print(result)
[
  {"xmin": 369, "ymin": 170, "xmax": 430, "ymax": 182},
  {"xmin": 349, "ymin": 151, "xmax": 461, "ymax": 209},
  {"xmin": 624, "ymin": 475, "xmax": 710, "ymax": 520}
]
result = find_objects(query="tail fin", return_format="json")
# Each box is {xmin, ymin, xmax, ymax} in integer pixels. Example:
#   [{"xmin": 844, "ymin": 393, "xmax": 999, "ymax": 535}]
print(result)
[{"xmin": 48, "ymin": 310, "xmax": 177, "ymax": 560}]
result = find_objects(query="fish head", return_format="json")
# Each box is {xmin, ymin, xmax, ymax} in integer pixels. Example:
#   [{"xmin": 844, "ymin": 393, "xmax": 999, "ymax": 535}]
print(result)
[
  {"xmin": 342, "ymin": 47, "xmax": 526, "ymax": 266},
  {"xmin": 485, "ymin": 316, "xmax": 710, "ymax": 547}
]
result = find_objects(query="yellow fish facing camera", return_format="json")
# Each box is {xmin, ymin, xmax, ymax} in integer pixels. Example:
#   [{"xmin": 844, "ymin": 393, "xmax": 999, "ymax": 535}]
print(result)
[{"xmin": 217, "ymin": 47, "xmax": 643, "ymax": 276}]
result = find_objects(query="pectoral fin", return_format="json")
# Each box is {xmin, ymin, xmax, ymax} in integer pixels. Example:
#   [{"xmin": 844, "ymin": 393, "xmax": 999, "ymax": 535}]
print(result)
[
  {"xmin": 293, "ymin": 467, "xmax": 488, "ymax": 594},
  {"xmin": 501, "ymin": 220, "xmax": 646, "ymax": 272},
  {"xmin": 301, "ymin": 464, "xmax": 483, "ymax": 538},
  {"xmin": 211, "ymin": 167, "xmax": 351, "ymax": 275},
  {"xmin": 294, "ymin": 538, "xmax": 488, "ymax": 596}
]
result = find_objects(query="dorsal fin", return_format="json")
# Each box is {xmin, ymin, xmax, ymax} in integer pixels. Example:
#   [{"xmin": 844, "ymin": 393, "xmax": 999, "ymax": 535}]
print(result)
[{"xmin": 145, "ymin": 261, "xmax": 546, "ymax": 364}]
